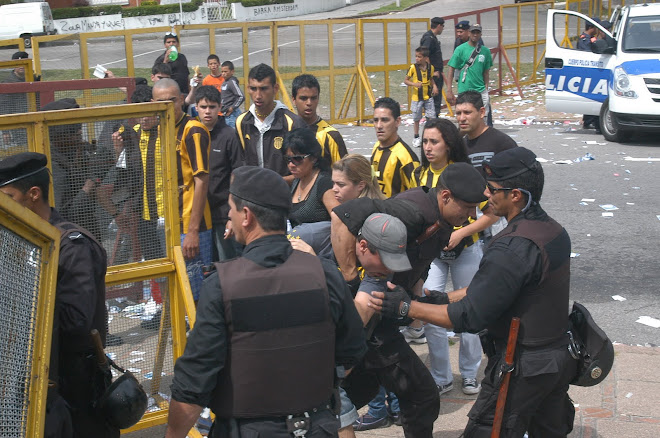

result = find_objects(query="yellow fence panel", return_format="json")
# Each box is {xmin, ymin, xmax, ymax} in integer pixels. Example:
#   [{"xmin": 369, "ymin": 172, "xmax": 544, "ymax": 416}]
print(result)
[
  {"xmin": 0, "ymin": 102, "xmax": 195, "ymax": 434},
  {"xmin": 0, "ymin": 186, "xmax": 60, "ymax": 437}
]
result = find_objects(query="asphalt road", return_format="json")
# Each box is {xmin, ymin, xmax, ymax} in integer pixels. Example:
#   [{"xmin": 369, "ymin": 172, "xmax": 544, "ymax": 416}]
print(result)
[
  {"xmin": 0, "ymin": 0, "xmax": 562, "ymax": 73},
  {"xmin": 338, "ymin": 119, "xmax": 660, "ymax": 347}
]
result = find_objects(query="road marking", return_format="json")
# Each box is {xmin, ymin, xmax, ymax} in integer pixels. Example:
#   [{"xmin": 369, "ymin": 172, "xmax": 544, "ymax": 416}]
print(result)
[
  {"xmin": 624, "ymin": 156, "xmax": 660, "ymax": 162},
  {"xmin": 231, "ymin": 23, "xmax": 357, "ymax": 62},
  {"xmin": 100, "ymin": 42, "xmax": 203, "ymax": 67}
]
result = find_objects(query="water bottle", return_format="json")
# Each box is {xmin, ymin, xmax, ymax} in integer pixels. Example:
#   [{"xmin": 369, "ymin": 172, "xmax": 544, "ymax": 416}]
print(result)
[{"xmin": 168, "ymin": 45, "xmax": 178, "ymax": 62}]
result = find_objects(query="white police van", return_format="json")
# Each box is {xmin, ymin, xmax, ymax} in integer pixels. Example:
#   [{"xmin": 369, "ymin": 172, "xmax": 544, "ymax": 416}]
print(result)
[{"xmin": 545, "ymin": 4, "xmax": 660, "ymax": 142}]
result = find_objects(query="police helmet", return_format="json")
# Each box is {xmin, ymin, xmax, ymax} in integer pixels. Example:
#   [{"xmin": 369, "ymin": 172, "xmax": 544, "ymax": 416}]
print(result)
[{"xmin": 98, "ymin": 371, "xmax": 148, "ymax": 429}]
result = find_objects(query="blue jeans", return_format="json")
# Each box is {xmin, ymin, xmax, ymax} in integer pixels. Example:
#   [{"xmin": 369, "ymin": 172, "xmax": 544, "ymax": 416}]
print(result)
[
  {"xmin": 367, "ymin": 386, "xmax": 400, "ymax": 418},
  {"xmin": 224, "ymin": 109, "xmax": 242, "ymax": 128},
  {"xmin": 424, "ymin": 242, "xmax": 484, "ymax": 385},
  {"xmin": 181, "ymin": 229, "xmax": 213, "ymax": 301}
]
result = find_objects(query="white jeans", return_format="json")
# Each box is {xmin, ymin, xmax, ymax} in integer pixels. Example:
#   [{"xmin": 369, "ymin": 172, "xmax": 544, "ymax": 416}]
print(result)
[{"xmin": 423, "ymin": 241, "xmax": 484, "ymax": 384}]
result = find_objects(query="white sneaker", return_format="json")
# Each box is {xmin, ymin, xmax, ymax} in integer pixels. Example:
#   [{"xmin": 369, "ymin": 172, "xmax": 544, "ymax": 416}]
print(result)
[
  {"xmin": 400, "ymin": 326, "xmax": 427, "ymax": 344},
  {"xmin": 462, "ymin": 378, "xmax": 481, "ymax": 395},
  {"xmin": 412, "ymin": 137, "xmax": 422, "ymax": 148}
]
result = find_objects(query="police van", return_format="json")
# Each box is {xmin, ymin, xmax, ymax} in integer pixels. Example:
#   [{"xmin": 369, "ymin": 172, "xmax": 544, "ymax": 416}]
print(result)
[{"xmin": 545, "ymin": 4, "xmax": 660, "ymax": 142}]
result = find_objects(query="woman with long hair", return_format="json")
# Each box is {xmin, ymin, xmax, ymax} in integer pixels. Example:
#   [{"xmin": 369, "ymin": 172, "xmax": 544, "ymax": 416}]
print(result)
[{"xmin": 412, "ymin": 118, "xmax": 497, "ymax": 397}]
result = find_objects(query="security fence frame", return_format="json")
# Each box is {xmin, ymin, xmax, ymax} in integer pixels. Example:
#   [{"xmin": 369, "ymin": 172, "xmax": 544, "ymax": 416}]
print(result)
[
  {"xmin": 0, "ymin": 187, "xmax": 60, "ymax": 438},
  {"xmin": 0, "ymin": 102, "xmax": 198, "ymax": 434}
]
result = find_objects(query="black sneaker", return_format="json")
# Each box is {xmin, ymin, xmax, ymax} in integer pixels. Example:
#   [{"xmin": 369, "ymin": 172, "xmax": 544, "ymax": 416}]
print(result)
[
  {"xmin": 353, "ymin": 413, "xmax": 392, "ymax": 431},
  {"xmin": 388, "ymin": 410, "xmax": 402, "ymax": 426}
]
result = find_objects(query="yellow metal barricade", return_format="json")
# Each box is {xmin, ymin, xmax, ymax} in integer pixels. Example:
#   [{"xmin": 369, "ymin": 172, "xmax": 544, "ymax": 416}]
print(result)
[
  {"xmin": 0, "ymin": 192, "xmax": 60, "ymax": 438},
  {"xmin": 0, "ymin": 102, "xmax": 196, "ymax": 434}
]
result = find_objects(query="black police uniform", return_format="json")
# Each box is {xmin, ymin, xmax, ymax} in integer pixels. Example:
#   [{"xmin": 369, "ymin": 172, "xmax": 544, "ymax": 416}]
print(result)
[
  {"xmin": 420, "ymin": 28, "xmax": 444, "ymax": 114},
  {"xmin": 49, "ymin": 208, "xmax": 118, "ymax": 438},
  {"xmin": 170, "ymin": 234, "xmax": 367, "ymax": 437},
  {"xmin": 577, "ymin": 31, "xmax": 600, "ymax": 130},
  {"xmin": 447, "ymin": 204, "xmax": 578, "ymax": 437}
]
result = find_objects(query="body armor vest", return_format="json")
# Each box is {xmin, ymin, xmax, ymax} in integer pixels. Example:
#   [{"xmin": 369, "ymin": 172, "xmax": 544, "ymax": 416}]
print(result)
[
  {"xmin": 211, "ymin": 250, "xmax": 335, "ymax": 418},
  {"xmin": 488, "ymin": 214, "xmax": 571, "ymax": 347},
  {"xmin": 393, "ymin": 187, "xmax": 453, "ymax": 291}
]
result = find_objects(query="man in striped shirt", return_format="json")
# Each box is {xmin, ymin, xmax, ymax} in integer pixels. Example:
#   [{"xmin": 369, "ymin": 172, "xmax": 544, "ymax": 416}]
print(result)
[
  {"xmin": 152, "ymin": 78, "xmax": 212, "ymax": 301},
  {"xmin": 370, "ymin": 97, "xmax": 419, "ymax": 198},
  {"xmin": 292, "ymin": 73, "xmax": 347, "ymax": 164}
]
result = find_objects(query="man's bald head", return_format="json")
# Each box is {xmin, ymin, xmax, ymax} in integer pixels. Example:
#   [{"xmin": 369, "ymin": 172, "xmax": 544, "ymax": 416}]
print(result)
[
  {"xmin": 153, "ymin": 78, "xmax": 180, "ymax": 93},
  {"xmin": 152, "ymin": 78, "xmax": 184, "ymax": 119}
]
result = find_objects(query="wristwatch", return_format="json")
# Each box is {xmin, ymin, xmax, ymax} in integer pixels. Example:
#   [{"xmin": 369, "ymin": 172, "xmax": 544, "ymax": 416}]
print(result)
[{"xmin": 399, "ymin": 301, "xmax": 411, "ymax": 318}]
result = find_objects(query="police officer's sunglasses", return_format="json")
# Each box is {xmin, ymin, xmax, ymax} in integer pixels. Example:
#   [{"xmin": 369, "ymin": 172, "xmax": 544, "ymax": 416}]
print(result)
[
  {"xmin": 284, "ymin": 154, "xmax": 311, "ymax": 165},
  {"xmin": 486, "ymin": 182, "xmax": 514, "ymax": 194}
]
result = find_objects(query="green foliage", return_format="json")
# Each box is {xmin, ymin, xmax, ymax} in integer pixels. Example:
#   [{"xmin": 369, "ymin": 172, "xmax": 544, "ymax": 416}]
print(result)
[
  {"xmin": 53, "ymin": 5, "xmax": 122, "ymax": 19},
  {"xmin": 0, "ymin": 0, "xmax": 13, "ymax": 6},
  {"xmin": 52, "ymin": 0, "xmax": 205, "ymax": 19}
]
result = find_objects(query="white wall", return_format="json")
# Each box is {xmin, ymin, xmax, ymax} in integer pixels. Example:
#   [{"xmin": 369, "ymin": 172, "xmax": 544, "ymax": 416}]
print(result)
[
  {"xmin": 54, "ymin": 8, "xmax": 208, "ymax": 34},
  {"xmin": 232, "ymin": 0, "xmax": 345, "ymax": 22}
]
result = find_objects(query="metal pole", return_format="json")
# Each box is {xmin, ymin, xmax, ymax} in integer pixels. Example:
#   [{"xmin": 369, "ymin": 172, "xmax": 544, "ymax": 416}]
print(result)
[{"xmin": 179, "ymin": 0, "xmax": 184, "ymax": 25}]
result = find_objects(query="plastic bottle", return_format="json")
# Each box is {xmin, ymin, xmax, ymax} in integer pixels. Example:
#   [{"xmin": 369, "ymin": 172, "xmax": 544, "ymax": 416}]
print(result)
[{"xmin": 168, "ymin": 45, "xmax": 178, "ymax": 62}]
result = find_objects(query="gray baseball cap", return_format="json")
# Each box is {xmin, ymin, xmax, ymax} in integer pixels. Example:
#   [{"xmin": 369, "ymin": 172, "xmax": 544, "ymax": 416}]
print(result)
[{"xmin": 359, "ymin": 213, "xmax": 411, "ymax": 273}]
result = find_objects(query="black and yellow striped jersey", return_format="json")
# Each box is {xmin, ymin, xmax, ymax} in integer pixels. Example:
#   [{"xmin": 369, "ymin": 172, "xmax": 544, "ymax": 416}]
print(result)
[
  {"xmin": 406, "ymin": 62, "xmax": 435, "ymax": 102},
  {"xmin": 311, "ymin": 118, "xmax": 348, "ymax": 164},
  {"xmin": 371, "ymin": 138, "xmax": 419, "ymax": 198}
]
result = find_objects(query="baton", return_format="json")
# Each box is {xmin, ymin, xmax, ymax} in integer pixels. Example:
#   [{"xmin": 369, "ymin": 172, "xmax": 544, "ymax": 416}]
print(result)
[
  {"xmin": 491, "ymin": 317, "xmax": 520, "ymax": 438},
  {"xmin": 91, "ymin": 329, "xmax": 108, "ymax": 367}
]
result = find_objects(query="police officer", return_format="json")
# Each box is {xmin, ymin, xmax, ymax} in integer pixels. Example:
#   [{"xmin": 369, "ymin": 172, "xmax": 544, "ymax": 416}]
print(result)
[
  {"xmin": 420, "ymin": 17, "xmax": 447, "ymax": 116},
  {"xmin": 330, "ymin": 162, "xmax": 488, "ymax": 438},
  {"xmin": 370, "ymin": 147, "xmax": 579, "ymax": 437},
  {"xmin": 577, "ymin": 18, "xmax": 601, "ymax": 132},
  {"xmin": 0, "ymin": 153, "xmax": 115, "ymax": 438},
  {"xmin": 166, "ymin": 166, "xmax": 367, "ymax": 438}
]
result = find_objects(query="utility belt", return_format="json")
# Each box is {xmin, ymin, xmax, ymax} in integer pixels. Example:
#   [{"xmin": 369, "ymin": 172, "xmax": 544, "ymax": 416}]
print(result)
[
  {"xmin": 213, "ymin": 399, "xmax": 334, "ymax": 438},
  {"xmin": 479, "ymin": 329, "xmax": 569, "ymax": 359}
]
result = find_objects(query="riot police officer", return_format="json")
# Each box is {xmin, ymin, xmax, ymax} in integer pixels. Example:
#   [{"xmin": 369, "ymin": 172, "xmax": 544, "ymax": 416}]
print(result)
[
  {"xmin": 370, "ymin": 147, "xmax": 579, "ymax": 437},
  {"xmin": 166, "ymin": 166, "xmax": 367, "ymax": 438},
  {"xmin": 0, "ymin": 152, "xmax": 115, "ymax": 438}
]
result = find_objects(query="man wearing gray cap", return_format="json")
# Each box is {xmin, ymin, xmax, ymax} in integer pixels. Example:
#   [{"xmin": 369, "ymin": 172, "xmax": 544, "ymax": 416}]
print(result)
[
  {"xmin": 446, "ymin": 23, "xmax": 493, "ymax": 125},
  {"xmin": 331, "ymin": 161, "xmax": 487, "ymax": 437},
  {"xmin": 166, "ymin": 166, "xmax": 367, "ymax": 438},
  {"xmin": 0, "ymin": 152, "xmax": 115, "ymax": 437},
  {"xmin": 371, "ymin": 147, "xmax": 578, "ymax": 437}
]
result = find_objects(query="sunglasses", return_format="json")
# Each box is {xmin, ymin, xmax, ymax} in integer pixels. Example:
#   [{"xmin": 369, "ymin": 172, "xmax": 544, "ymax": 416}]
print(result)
[
  {"xmin": 486, "ymin": 182, "xmax": 514, "ymax": 194},
  {"xmin": 165, "ymin": 32, "xmax": 177, "ymax": 37},
  {"xmin": 284, "ymin": 154, "xmax": 310, "ymax": 165}
]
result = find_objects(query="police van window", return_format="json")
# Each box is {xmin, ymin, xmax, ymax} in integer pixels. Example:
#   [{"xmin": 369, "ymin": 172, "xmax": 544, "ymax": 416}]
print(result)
[
  {"xmin": 553, "ymin": 14, "xmax": 596, "ymax": 51},
  {"xmin": 622, "ymin": 16, "xmax": 660, "ymax": 52}
]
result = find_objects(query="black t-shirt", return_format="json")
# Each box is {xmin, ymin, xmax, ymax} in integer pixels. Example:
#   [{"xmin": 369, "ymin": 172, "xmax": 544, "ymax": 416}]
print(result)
[
  {"xmin": 464, "ymin": 127, "xmax": 518, "ymax": 177},
  {"xmin": 289, "ymin": 172, "xmax": 333, "ymax": 227}
]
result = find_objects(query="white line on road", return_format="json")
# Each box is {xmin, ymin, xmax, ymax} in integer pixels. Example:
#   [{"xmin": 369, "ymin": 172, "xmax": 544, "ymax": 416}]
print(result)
[
  {"xmin": 624, "ymin": 156, "xmax": 660, "ymax": 162},
  {"xmin": 100, "ymin": 42, "xmax": 204, "ymax": 68}
]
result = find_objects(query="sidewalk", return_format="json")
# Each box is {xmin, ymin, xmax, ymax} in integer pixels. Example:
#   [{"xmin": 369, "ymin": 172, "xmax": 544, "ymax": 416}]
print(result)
[
  {"xmin": 352, "ymin": 341, "xmax": 660, "ymax": 437},
  {"xmin": 124, "ymin": 341, "xmax": 660, "ymax": 437}
]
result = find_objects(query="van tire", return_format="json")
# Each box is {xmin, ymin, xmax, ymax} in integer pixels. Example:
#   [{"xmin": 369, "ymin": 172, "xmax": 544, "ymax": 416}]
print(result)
[
  {"xmin": 600, "ymin": 99, "xmax": 632, "ymax": 143},
  {"xmin": 21, "ymin": 34, "xmax": 32, "ymax": 49}
]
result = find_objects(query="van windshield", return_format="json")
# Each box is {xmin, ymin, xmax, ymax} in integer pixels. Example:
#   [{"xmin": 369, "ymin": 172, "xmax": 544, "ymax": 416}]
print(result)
[{"xmin": 622, "ymin": 15, "xmax": 660, "ymax": 52}]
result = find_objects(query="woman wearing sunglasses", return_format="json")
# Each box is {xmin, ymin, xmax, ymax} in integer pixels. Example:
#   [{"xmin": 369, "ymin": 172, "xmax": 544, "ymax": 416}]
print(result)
[
  {"xmin": 284, "ymin": 128, "xmax": 339, "ymax": 230},
  {"xmin": 412, "ymin": 117, "xmax": 497, "ymax": 397}
]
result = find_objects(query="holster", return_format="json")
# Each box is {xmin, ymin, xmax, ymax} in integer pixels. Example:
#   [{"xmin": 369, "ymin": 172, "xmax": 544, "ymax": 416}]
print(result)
[{"xmin": 478, "ymin": 329, "xmax": 496, "ymax": 358}]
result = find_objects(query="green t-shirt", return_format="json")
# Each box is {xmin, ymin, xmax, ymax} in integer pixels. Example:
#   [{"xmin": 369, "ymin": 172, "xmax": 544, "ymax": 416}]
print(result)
[{"xmin": 448, "ymin": 42, "xmax": 492, "ymax": 93}]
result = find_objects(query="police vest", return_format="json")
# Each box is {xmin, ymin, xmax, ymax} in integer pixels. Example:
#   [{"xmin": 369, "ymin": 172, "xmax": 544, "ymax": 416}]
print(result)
[
  {"xmin": 488, "ymin": 215, "xmax": 571, "ymax": 347},
  {"xmin": 211, "ymin": 250, "xmax": 336, "ymax": 418},
  {"xmin": 392, "ymin": 187, "xmax": 453, "ymax": 291}
]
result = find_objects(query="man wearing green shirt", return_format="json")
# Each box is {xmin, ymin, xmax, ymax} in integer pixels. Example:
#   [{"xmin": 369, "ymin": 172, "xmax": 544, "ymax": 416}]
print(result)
[{"xmin": 446, "ymin": 24, "xmax": 492, "ymax": 123}]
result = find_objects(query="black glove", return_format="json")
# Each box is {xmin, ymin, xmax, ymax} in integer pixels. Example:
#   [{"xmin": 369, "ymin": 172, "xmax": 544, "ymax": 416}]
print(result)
[
  {"xmin": 418, "ymin": 289, "xmax": 450, "ymax": 305},
  {"xmin": 381, "ymin": 285, "xmax": 412, "ymax": 320}
]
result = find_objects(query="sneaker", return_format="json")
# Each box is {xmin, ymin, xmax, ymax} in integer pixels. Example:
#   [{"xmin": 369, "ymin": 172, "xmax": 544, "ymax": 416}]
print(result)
[
  {"xmin": 387, "ymin": 406, "xmax": 402, "ymax": 426},
  {"xmin": 413, "ymin": 136, "xmax": 422, "ymax": 148},
  {"xmin": 462, "ymin": 378, "xmax": 481, "ymax": 395},
  {"xmin": 353, "ymin": 413, "xmax": 392, "ymax": 431},
  {"xmin": 400, "ymin": 326, "xmax": 427, "ymax": 344},
  {"xmin": 438, "ymin": 382, "xmax": 454, "ymax": 395}
]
